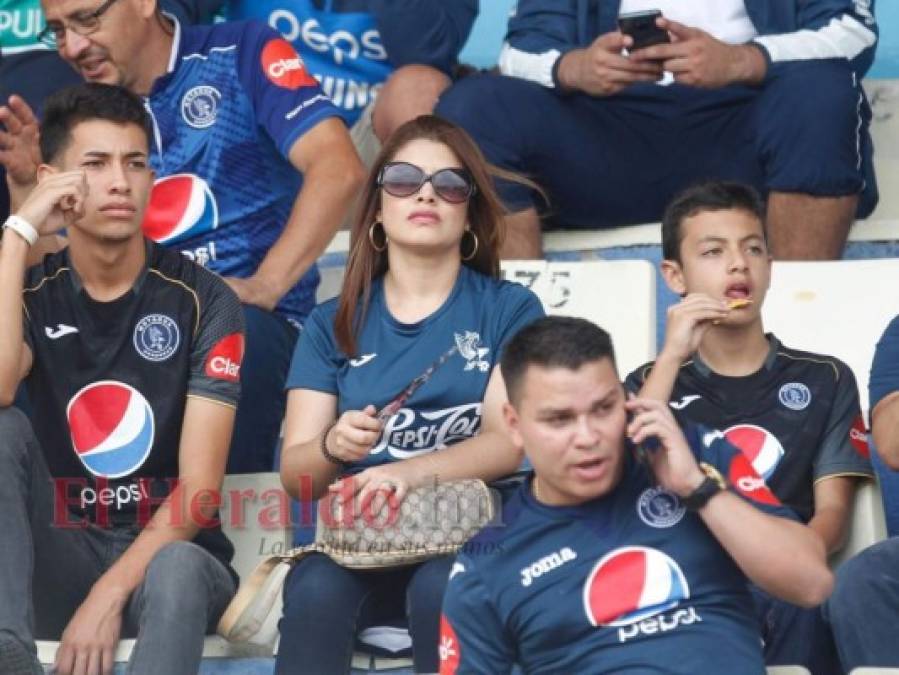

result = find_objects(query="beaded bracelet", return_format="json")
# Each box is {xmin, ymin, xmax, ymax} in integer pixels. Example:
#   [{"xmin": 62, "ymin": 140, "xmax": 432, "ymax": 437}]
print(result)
[{"xmin": 320, "ymin": 421, "xmax": 345, "ymax": 467}]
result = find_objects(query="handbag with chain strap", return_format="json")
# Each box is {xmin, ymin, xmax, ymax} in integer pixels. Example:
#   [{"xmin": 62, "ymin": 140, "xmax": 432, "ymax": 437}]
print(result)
[{"xmin": 218, "ymin": 478, "xmax": 496, "ymax": 643}]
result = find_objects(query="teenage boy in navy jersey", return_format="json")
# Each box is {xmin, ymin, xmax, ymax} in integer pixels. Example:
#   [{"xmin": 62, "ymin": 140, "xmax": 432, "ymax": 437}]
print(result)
[
  {"xmin": 626, "ymin": 180, "xmax": 872, "ymax": 672},
  {"xmin": 0, "ymin": 83, "xmax": 243, "ymax": 675},
  {"xmin": 440, "ymin": 316, "xmax": 831, "ymax": 674}
]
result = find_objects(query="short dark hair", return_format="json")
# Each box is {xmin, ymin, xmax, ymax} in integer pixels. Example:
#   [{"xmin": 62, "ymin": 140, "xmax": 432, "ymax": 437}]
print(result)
[
  {"xmin": 661, "ymin": 181, "xmax": 766, "ymax": 263},
  {"xmin": 40, "ymin": 83, "xmax": 152, "ymax": 164},
  {"xmin": 501, "ymin": 316, "xmax": 617, "ymax": 405}
]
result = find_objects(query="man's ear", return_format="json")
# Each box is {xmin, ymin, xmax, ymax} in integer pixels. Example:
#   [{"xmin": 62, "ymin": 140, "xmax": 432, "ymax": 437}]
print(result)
[
  {"xmin": 660, "ymin": 259, "xmax": 687, "ymax": 297},
  {"xmin": 138, "ymin": 0, "xmax": 158, "ymax": 20},
  {"xmin": 502, "ymin": 401, "xmax": 524, "ymax": 449},
  {"xmin": 35, "ymin": 163, "xmax": 58, "ymax": 183}
]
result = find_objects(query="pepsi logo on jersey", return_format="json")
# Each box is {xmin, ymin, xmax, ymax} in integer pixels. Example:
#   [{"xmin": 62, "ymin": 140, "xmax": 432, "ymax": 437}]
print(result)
[
  {"xmin": 583, "ymin": 546, "xmax": 700, "ymax": 643},
  {"xmin": 370, "ymin": 403, "xmax": 481, "ymax": 459},
  {"xmin": 142, "ymin": 174, "xmax": 219, "ymax": 246},
  {"xmin": 262, "ymin": 38, "xmax": 318, "ymax": 89},
  {"xmin": 205, "ymin": 333, "xmax": 245, "ymax": 383},
  {"xmin": 268, "ymin": 13, "xmax": 387, "ymax": 65},
  {"xmin": 724, "ymin": 424, "xmax": 785, "ymax": 480},
  {"xmin": 67, "ymin": 381, "xmax": 155, "ymax": 480}
]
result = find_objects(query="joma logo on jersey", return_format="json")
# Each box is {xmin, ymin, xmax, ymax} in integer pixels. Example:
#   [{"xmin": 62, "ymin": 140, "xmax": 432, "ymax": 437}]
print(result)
[
  {"xmin": 370, "ymin": 403, "xmax": 481, "ymax": 459},
  {"xmin": 521, "ymin": 547, "xmax": 577, "ymax": 587}
]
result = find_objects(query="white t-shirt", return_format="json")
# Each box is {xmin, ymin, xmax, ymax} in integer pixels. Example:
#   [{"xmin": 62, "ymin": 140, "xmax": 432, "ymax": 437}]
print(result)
[{"xmin": 618, "ymin": 0, "xmax": 758, "ymax": 44}]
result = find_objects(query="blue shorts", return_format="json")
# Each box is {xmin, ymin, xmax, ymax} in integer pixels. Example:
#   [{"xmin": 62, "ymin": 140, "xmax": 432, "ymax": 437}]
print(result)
[{"xmin": 436, "ymin": 59, "xmax": 877, "ymax": 227}]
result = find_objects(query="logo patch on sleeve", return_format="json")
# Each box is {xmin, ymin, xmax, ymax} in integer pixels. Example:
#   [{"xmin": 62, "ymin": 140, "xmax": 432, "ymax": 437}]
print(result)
[
  {"xmin": 728, "ymin": 453, "xmax": 780, "ymax": 506},
  {"xmin": 261, "ymin": 38, "xmax": 317, "ymax": 89},
  {"xmin": 204, "ymin": 333, "xmax": 245, "ymax": 382},
  {"xmin": 438, "ymin": 615, "xmax": 460, "ymax": 674},
  {"xmin": 849, "ymin": 414, "xmax": 870, "ymax": 459}
]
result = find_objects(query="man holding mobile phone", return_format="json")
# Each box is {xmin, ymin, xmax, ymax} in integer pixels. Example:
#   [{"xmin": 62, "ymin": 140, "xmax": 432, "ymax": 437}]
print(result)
[
  {"xmin": 436, "ymin": 0, "xmax": 878, "ymax": 261},
  {"xmin": 439, "ymin": 316, "xmax": 832, "ymax": 674}
]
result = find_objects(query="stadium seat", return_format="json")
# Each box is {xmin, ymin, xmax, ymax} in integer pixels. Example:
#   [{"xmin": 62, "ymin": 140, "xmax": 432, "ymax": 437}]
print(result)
[
  {"xmin": 36, "ymin": 472, "xmax": 289, "ymax": 667},
  {"xmin": 317, "ymin": 263, "xmax": 346, "ymax": 303},
  {"xmin": 315, "ymin": 259, "xmax": 657, "ymax": 381},
  {"xmin": 500, "ymin": 259, "xmax": 656, "ymax": 378},
  {"xmin": 829, "ymin": 480, "xmax": 889, "ymax": 568}
]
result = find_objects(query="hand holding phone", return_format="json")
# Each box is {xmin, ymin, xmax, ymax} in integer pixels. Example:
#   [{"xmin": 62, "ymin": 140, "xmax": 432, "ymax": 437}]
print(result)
[{"xmin": 618, "ymin": 10, "xmax": 670, "ymax": 51}]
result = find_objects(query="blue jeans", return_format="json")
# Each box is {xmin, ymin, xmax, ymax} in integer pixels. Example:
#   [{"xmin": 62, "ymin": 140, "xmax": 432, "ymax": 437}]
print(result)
[
  {"xmin": 826, "ymin": 537, "xmax": 899, "ymax": 669},
  {"xmin": 276, "ymin": 553, "xmax": 454, "ymax": 674},
  {"xmin": 0, "ymin": 407, "xmax": 236, "ymax": 675},
  {"xmin": 227, "ymin": 305, "xmax": 298, "ymax": 474},
  {"xmin": 750, "ymin": 584, "xmax": 840, "ymax": 675}
]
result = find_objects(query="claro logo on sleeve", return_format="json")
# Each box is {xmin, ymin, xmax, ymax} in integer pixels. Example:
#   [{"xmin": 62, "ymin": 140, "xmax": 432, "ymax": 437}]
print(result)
[
  {"xmin": 261, "ymin": 38, "xmax": 317, "ymax": 89},
  {"xmin": 205, "ymin": 333, "xmax": 245, "ymax": 382}
]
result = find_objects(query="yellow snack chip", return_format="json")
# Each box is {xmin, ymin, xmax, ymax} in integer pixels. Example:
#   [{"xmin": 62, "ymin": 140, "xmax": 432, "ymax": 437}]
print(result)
[{"xmin": 727, "ymin": 298, "xmax": 752, "ymax": 310}]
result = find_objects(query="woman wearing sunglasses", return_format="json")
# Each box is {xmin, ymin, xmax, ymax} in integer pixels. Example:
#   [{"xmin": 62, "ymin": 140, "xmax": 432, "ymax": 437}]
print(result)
[{"xmin": 276, "ymin": 115, "xmax": 544, "ymax": 674}]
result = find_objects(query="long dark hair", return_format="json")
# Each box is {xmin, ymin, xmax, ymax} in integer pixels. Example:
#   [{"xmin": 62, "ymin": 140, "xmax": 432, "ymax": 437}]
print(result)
[{"xmin": 334, "ymin": 115, "xmax": 532, "ymax": 356}]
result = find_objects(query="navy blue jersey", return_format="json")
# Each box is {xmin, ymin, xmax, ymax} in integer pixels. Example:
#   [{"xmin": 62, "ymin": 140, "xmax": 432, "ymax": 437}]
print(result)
[
  {"xmin": 22, "ymin": 242, "xmax": 244, "ymax": 564},
  {"xmin": 141, "ymin": 18, "xmax": 342, "ymax": 325},
  {"xmin": 286, "ymin": 267, "xmax": 544, "ymax": 468},
  {"xmin": 625, "ymin": 335, "xmax": 873, "ymax": 522},
  {"xmin": 440, "ymin": 425, "xmax": 794, "ymax": 675}
]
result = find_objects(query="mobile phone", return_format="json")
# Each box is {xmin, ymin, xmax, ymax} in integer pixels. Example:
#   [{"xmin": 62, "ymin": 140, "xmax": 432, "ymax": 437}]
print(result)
[
  {"xmin": 618, "ymin": 9, "xmax": 670, "ymax": 51},
  {"xmin": 626, "ymin": 410, "xmax": 662, "ymax": 469}
]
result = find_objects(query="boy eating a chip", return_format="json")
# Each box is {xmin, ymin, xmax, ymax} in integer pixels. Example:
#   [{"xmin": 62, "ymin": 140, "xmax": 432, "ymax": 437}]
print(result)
[{"xmin": 626, "ymin": 181, "xmax": 871, "ymax": 673}]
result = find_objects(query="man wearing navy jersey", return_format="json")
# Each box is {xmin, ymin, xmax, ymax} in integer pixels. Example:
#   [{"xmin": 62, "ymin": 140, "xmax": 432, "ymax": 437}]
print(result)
[
  {"xmin": 626, "ymin": 181, "xmax": 872, "ymax": 672},
  {"xmin": 439, "ymin": 316, "xmax": 831, "ymax": 675},
  {"xmin": 0, "ymin": 84, "xmax": 244, "ymax": 675},
  {"xmin": 1, "ymin": 0, "xmax": 366, "ymax": 472}
]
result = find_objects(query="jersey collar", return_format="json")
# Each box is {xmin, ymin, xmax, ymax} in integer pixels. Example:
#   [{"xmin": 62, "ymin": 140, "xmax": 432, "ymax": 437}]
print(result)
[
  {"xmin": 165, "ymin": 13, "xmax": 182, "ymax": 75},
  {"xmin": 64, "ymin": 239, "xmax": 152, "ymax": 297},
  {"xmin": 690, "ymin": 333, "xmax": 781, "ymax": 379}
]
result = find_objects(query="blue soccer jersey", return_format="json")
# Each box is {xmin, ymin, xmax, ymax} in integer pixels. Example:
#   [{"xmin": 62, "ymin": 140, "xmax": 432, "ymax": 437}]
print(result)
[
  {"xmin": 440, "ymin": 425, "xmax": 795, "ymax": 675},
  {"xmin": 141, "ymin": 18, "xmax": 342, "ymax": 324},
  {"xmin": 226, "ymin": 0, "xmax": 391, "ymax": 126},
  {"xmin": 286, "ymin": 267, "xmax": 544, "ymax": 468}
]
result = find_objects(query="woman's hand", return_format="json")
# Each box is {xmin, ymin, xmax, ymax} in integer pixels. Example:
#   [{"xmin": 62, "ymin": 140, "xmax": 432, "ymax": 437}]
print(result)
[
  {"xmin": 324, "ymin": 404, "xmax": 382, "ymax": 463},
  {"xmin": 329, "ymin": 463, "xmax": 413, "ymax": 522}
]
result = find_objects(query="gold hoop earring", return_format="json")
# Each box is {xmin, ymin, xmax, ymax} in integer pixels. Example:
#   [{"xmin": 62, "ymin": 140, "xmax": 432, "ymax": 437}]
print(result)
[
  {"xmin": 368, "ymin": 221, "xmax": 387, "ymax": 252},
  {"xmin": 461, "ymin": 229, "xmax": 479, "ymax": 262}
]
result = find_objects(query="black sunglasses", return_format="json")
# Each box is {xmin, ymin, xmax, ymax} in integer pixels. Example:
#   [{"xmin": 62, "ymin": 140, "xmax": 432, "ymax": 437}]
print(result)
[{"xmin": 377, "ymin": 162, "xmax": 476, "ymax": 204}]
